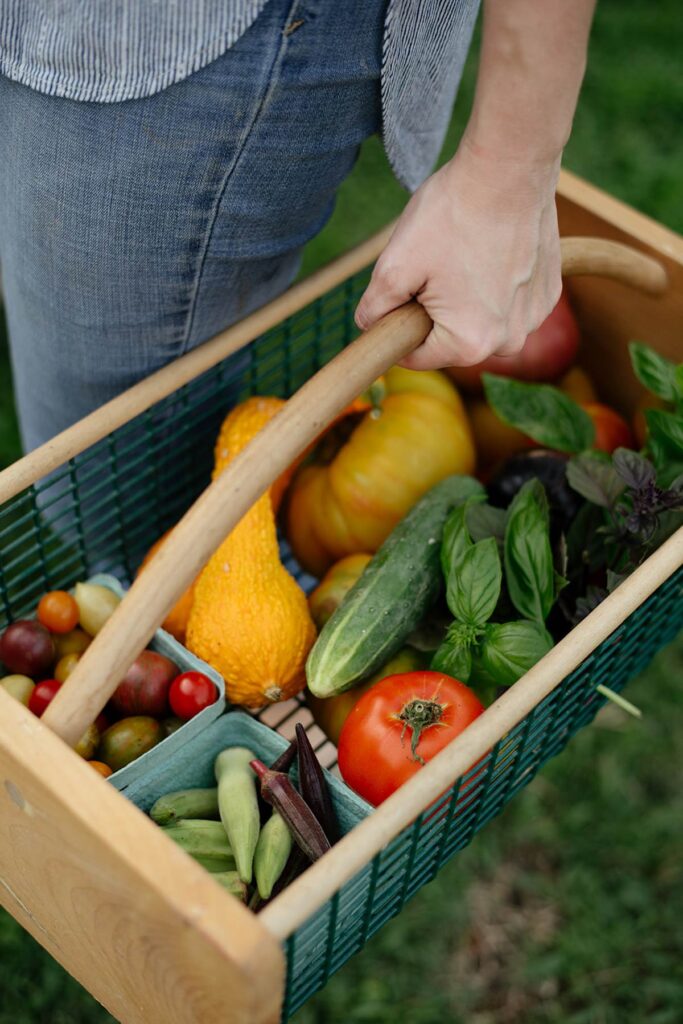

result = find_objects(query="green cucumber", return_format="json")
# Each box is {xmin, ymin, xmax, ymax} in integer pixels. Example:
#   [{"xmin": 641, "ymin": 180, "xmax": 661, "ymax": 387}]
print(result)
[
  {"xmin": 306, "ymin": 475, "xmax": 484, "ymax": 698},
  {"xmin": 150, "ymin": 787, "xmax": 219, "ymax": 825}
]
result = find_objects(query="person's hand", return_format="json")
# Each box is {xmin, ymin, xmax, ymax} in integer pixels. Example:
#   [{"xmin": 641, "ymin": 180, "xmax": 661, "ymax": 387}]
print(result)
[{"xmin": 354, "ymin": 139, "xmax": 563, "ymax": 370}]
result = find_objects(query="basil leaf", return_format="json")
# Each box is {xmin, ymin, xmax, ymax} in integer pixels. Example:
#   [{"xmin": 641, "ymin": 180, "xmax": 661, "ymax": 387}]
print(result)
[
  {"xmin": 612, "ymin": 448, "xmax": 655, "ymax": 490},
  {"xmin": 483, "ymin": 373, "xmax": 595, "ymax": 453},
  {"xmin": 504, "ymin": 481, "xmax": 555, "ymax": 623},
  {"xmin": 676, "ymin": 365, "xmax": 683, "ymax": 404},
  {"xmin": 628, "ymin": 341, "xmax": 678, "ymax": 402},
  {"xmin": 448, "ymin": 538, "xmax": 502, "ymax": 627},
  {"xmin": 476, "ymin": 621, "xmax": 554, "ymax": 688},
  {"xmin": 646, "ymin": 409, "xmax": 683, "ymax": 454},
  {"xmin": 430, "ymin": 637, "xmax": 473, "ymax": 682},
  {"xmin": 465, "ymin": 502, "xmax": 507, "ymax": 546},
  {"xmin": 441, "ymin": 504, "xmax": 472, "ymax": 585},
  {"xmin": 566, "ymin": 451, "xmax": 624, "ymax": 508}
]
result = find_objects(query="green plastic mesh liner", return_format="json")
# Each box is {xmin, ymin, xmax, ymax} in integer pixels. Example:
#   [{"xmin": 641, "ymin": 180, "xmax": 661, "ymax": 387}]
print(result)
[{"xmin": 0, "ymin": 268, "xmax": 681, "ymax": 1021}]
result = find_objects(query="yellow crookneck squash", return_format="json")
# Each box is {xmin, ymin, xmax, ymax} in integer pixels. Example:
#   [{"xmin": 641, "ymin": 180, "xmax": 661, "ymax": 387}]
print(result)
[
  {"xmin": 286, "ymin": 366, "xmax": 476, "ymax": 576},
  {"xmin": 186, "ymin": 396, "xmax": 316, "ymax": 708}
]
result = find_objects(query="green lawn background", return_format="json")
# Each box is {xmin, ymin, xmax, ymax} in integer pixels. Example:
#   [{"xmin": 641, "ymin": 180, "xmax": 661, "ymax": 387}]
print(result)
[{"xmin": 0, "ymin": 1, "xmax": 681, "ymax": 1021}]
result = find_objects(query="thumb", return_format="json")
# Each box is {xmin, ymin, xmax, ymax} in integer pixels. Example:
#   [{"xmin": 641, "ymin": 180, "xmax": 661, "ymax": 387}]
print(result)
[{"xmin": 355, "ymin": 257, "xmax": 423, "ymax": 332}]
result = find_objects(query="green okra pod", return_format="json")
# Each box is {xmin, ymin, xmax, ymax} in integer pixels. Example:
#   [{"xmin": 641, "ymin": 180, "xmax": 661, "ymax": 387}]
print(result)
[
  {"xmin": 253, "ymin": 810, "xmax": 293, "ymax": 900},
  {"xmin": 214, "ymin": 746, "xmax": 260, "ymax": 884},
  {"xmin": 150, "ymin": 787, "xmax": 219, "ymax": 825}
]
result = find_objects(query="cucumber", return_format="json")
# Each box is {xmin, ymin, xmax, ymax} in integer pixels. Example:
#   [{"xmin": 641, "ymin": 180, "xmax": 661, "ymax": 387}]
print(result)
[
  {"xmin": 306, "ymin": 475, "xmax": 484, "ymax": 698},
  {"xmin": 150, "ymin": 787, "xmax": 219, "ymax": 825}
]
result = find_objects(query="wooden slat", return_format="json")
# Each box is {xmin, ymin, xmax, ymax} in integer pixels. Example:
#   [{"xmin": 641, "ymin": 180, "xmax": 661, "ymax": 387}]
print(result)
[
  {"xmin": 557, "ymin": 170, "xmax": 683, "ymax": 413},
  {"xmin": 0, "ymin": 687, "xmax": 284, "ymax": 1024}
]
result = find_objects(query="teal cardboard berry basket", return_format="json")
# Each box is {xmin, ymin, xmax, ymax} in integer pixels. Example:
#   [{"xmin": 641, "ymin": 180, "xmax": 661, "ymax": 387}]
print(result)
[{"xmin": 0, "ymin": 173, "xmax": 681, "ymax": 1024}]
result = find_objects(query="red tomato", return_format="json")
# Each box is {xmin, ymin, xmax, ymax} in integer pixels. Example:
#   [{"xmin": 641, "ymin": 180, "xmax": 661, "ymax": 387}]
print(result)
[
  {"xmin": 447, "ymin": 289, "xmax": 580, "ymax": 393},
  {"xmin": 582, "ymin": 403, "xmax": 635, "ymax": 454},
  {"xmin": 168, "ymin": 671, "xmax": 218, "ymax": 721},
  {"xmin": 37, "ymin": 590, "xmax": 80, "ymax": 634},
  {"xmin": 337, "ymin": 671, "xmax": 485, "ymax": 806},
  {"xmin": 28, "ymin": 678, "xmax": 62, "ymax": 717}
]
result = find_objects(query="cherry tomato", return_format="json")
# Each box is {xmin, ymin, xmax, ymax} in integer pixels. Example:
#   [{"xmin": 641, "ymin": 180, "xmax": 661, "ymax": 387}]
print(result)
[
  {"xmin": 89, "ymin": 760, "xmax": 113, "ymax": 778},
  {"xmin": 54, "ymin": 652, "xmax": 81, "ymax": 682},
  {"xmin": 1, "ymin": 674, "xmax": 35, "ymax": 706},
  {"xmin": 28, "ymin": 678, "xmax": 62, "ymax": 717},
  {"xmin": 37, "ymin": 590, "xmax": 80, "ymax": 634},
  {"xmin": 582, "ymin": 402, "xmax": 635, "ymax": 454},
  {"xmin": 0, "ymin": 620, "xmax": 55, "ymax": 677},
  {"xmin": 168, "ymin": 671, "xmax": 218, "ymax": 721},
  {"xmin": 54, "ymin": 628, "xmax": 91, "ymax": 659},
  {"xmin": 338, "ymin": 670, "xmax": 485, "ymax": 806}
]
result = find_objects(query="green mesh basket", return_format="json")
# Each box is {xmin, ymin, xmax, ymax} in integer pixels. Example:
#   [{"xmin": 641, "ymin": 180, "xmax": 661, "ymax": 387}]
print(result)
[{"xmin": 0, "ymin": 269, "xmax": 681, "ymax": 1020}]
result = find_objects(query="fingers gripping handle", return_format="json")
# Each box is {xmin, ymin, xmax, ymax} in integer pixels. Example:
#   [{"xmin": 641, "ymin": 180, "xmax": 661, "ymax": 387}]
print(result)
[{"xmin": 41, "ymin": 237, "xmax": 667, "ymax": 747}]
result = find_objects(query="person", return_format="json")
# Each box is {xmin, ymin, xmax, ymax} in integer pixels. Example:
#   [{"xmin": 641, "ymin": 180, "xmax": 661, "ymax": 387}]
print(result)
[{"xmin": 0, "ymin": 0, "xmax": 595, "ymax": 454}]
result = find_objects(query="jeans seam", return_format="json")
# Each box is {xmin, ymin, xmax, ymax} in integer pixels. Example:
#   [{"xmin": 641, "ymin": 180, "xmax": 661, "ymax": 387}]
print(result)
[{"xmin": 179, "ymin": 0, "xmax": 303, "ymax": 356}]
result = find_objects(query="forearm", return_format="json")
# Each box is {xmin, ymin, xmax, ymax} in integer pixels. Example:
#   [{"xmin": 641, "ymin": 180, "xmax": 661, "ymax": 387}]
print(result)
[
  {"xmin": 464, "ymin": 0, "xmax": 596, "ymax": 171},
  {"xmin": 356, "ymin": 0, "xmax": 596, "ymax": 369}
]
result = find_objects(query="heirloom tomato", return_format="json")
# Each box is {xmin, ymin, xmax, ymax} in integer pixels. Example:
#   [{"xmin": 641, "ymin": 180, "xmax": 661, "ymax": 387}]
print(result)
[
  {"xmin": 286, "ymin": 367, "xmax": 475, "ymax": 575},
  {"xmin": 337, "ymin": 670, "xmax": 484, "ymax": 806}
]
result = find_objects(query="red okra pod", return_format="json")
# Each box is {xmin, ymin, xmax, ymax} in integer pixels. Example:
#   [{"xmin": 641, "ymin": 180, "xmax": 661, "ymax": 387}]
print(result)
[
  {"xmin": 295, "ymin": 723, "xmax": 338, "ymax": 843},
  {"xmin": 250, "ymin": 759, "xmax": 331, "ymax": 862},
  {"xmin": 270, "ymin": 737, "xmax": 297, "ymax": 775}
]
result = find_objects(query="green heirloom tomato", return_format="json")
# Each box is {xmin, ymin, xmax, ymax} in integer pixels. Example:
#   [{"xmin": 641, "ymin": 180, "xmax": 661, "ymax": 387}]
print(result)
[{"xmin": 98, "ymin": 716, "xmax": 163, "ymax": 772}]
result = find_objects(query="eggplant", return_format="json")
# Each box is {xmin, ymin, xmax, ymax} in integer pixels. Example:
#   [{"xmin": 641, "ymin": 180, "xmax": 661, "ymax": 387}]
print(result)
[{"xmin": 488, "ymin": 450, "xmax": 582, "ymax": 535}]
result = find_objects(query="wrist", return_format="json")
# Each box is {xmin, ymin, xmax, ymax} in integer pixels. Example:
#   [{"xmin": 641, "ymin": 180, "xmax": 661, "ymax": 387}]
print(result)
[{"xmin": 444, "ymin": 133, "xmax": 562, "ymax": 207}]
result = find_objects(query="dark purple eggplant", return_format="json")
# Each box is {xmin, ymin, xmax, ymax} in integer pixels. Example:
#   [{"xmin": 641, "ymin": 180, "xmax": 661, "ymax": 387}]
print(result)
[{"xmin": 488, "ymin": 449, "xmax": 582, "ymax": 534}]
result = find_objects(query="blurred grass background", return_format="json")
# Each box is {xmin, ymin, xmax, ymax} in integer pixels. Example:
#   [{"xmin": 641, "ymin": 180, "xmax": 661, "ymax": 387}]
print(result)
[{"xmin": 0, "ymin": 0, "xmax": 681, "ymax": 1021}]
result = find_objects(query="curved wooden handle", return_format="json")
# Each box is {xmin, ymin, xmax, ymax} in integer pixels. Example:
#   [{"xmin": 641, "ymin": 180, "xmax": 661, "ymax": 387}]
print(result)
[{"xmin": 42, "ymin": 236, "xmax": 668, "ymax": 746}]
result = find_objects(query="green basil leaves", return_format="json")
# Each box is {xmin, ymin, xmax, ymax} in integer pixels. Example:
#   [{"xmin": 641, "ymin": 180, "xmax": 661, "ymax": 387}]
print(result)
[
  {"xmin": 504, "ymin": 480, "xmax": 555, "ymax": 624},
  {"xmin": 483, "ymin": 373, "xmax": 595, "ymax": 453}
]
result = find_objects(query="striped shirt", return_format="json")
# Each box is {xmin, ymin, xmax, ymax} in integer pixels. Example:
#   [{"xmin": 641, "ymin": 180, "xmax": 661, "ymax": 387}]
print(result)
[{"xmin": 0, "ymin": 0, "xmax": 479, "ymax": 190}]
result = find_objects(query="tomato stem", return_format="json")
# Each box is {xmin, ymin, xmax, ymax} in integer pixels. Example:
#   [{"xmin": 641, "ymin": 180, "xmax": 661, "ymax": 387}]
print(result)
[{"xmin": 398, "ymin": 698, "xmax": 445, "ymax": 764}]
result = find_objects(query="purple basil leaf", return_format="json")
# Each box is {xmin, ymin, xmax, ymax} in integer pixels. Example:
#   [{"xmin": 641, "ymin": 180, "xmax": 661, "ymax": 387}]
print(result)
[
  {"xmin": 566, "ymin": 452, "xmax": 624, "ymax": 508},
  {"xmin": 612, "ymin": 448, "xmax": 655, "ymax": 490}
]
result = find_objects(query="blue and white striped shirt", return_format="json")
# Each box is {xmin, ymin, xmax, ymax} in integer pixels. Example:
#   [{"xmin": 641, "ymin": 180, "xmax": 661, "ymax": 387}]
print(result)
[{"xmin": 0, "ymin": 0, "xmax": 479, "ymax": 190}]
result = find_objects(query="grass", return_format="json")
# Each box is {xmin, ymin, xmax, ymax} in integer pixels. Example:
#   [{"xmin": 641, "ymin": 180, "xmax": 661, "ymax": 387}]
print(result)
[{"xmin": 0, "ymin": 1, "xmax": 681, "ymax": 1021}]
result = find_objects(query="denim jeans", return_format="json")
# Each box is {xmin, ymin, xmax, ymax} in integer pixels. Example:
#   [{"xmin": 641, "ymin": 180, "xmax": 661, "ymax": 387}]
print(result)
[{"xmin": 0, "ymin": 0, "xmax": 386, "ymax": 454}]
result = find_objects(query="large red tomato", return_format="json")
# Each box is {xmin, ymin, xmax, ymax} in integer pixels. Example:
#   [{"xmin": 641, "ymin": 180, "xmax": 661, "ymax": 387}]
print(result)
[
  {"xmin": 447, "ymin": 289, "xmax": 580, "ymax": 394},
  {"xmin": 337, "ymin": 671, "xmax": 485, "ymax": 806}
]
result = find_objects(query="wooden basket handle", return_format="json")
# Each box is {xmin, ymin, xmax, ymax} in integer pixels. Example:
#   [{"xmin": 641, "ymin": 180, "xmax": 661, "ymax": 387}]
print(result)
[{"xmin": 41, "ymin": 236, "xmax": 667, "ymax": 746}]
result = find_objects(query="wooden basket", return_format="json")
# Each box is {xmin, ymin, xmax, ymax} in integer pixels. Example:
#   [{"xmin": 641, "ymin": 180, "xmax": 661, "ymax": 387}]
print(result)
[{"xmin": 0, "ymin": 170, "xmax": 681, "ymax": 1024}]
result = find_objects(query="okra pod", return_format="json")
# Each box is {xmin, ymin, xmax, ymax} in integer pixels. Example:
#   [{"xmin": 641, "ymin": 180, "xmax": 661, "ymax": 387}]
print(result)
[
  {"xmin": 161, "ymin": 820, "xmax": 236, "ymax": 873},
  {"xmin": 210, "ymin": 870, "xmax": 248, "ymax": 902},
  {"xmin": 295, "ymin": 723, "xmax": 338, "ymax": 842},
  {"xmin": 270, "ymin": 738, "xmax": 297, "ymax": 775},
  {"xmin": 150, "ymin": 787, "xmax": 219, "ymax": 825},
  {"xmin": 250, "ymin": 759, "xmax": 331, "ymax": 862},
  {"xmin": 253, "ymin": 810, "xmax": 293, "ymax": 900},
  {"xmin": 214, "ymin": 747, "xmax": 260, "ymax": 884}
]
